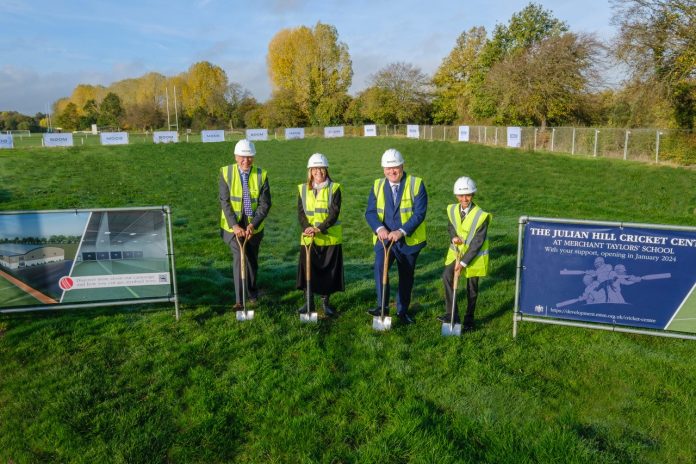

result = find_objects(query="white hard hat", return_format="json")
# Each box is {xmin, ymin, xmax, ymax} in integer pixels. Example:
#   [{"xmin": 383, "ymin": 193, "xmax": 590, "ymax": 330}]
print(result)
[
  {"xmin": 307, "ymin": 153, "xmax": 329, "ymax": 168},
  {"xmin": 234, "ymin": 139, "xmax": 255, "ymax": 156},
  {"xmin": 453, "ymin": 176, "xmax": 477, "ymax": 194},
  {"xmin": 381, "ymin": 148, "xmax": 405, "ymax": 168}
]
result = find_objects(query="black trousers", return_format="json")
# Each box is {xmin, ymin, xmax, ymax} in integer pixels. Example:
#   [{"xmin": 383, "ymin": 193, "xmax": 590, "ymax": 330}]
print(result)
[
  {"xmin": 442, "ymin": 262, "xmax": 479, "ymax": 326},
  {"xmin": 223, "ymin": 229, "xmax": 263, "ymax": 304}
]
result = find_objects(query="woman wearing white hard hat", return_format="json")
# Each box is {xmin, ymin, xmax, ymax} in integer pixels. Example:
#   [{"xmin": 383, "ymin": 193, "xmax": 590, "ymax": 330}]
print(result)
[
  {"xmin": 219, "ymin": 139, "xmax": 272, "ymax": 311},
  {"xmin": 296, "ymin": 153, "xmax": 345, "ymax": 316},
  {"xmin": 439, "ymin": 176, "xmax": 491, "ymax": 331}
]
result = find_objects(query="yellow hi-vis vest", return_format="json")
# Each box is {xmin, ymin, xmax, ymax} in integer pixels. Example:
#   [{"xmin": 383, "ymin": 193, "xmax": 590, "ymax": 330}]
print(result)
[
  {"xmin": 219, "ymin": 163, "xmax": 267, "ymax": 234},
  {"xmin": 298, "ymin": 182, "xmax": 342, "ymax": 246},
  {"xmin": 444, "ymin": 203, "xmax": 491, "ymax": 278},
  {"xmin": 372, "ymin": 175, "xmax": 426, "ymax": 246}
]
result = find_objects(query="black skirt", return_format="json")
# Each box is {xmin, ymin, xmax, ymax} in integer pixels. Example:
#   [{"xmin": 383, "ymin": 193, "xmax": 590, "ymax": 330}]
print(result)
[{"xmin": 296, "ymin": 244, "xmax": 345, "ymax": 295}]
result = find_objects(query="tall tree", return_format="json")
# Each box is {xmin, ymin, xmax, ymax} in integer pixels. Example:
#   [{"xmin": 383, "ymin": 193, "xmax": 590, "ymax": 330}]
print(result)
[
  {"xmin": 179, "ymin": 61, "xmax": 230, "ymax": 122},
  {"xmin": 471, "ymin": 2, "xmax": 569, "ymax": 120},
  {"xmin": 483, "ymin": 33, "xmax": 603, "ymax": 128},
  {"xmin": 432, "ymin": 26, "xmax": 488, "ymax": 123},
  {"xmin": 98, "ymin": 92, "xmax": 124, "ymax": 128},
  {"xmin": 267, "ymin": 22, "xmax": 352, "ymax": 125},
  {"xmin": 612, "ymin": 0, "xmax": 696, "ymax": 129},
  {"xmin": 364, "ymin": 62, "xmax": 432, "ymax": 124},
  {"xmin": 55, "ymin": 102, "xmax": 79, "ymax": 130}
]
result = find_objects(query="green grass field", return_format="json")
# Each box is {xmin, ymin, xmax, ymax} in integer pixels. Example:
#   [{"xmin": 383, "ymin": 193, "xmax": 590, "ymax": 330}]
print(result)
[{"xmin": 1, "ymin": 138, "xmax": 696, "ymax": 463}]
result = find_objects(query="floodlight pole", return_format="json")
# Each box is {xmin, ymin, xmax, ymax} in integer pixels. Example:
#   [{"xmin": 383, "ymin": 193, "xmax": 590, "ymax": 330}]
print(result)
[
  {"xmin": 173, "ymin": 85, "xmax": 179, "ymax": 131},
  {"xmin": 165, "ymin": 88, "xmax": 171, "ymax": 130}
]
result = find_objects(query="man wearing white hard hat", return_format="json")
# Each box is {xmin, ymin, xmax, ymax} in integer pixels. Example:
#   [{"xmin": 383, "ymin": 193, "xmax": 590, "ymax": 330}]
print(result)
[
  {"xmin": 219, "ymin": 139, "xmax": 272, "ymax": 310},
  {"xmin": 439, "ymin": 176, "xmax": 491, "ymax": 331},
  {"xmin": 296, "ymin": 153, "xmax": 345, "ymax": 316},
  {"xmin": 365, "ymin": 148, "xmax": 428, "ymax": 324}
]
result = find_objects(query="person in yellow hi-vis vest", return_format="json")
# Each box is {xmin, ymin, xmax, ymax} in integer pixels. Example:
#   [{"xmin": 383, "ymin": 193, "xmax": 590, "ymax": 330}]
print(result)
[
  {"xmin": 439, "ymin": 176, "xmax": 491, "ymax": 331},
  {"xmin": 365, "ymin": 148, "xmax": 428, "ymax": 325},
  {"xmin": 219, "ymin": 139, "xmax": 272, "ymax": 310},
  {"xmin": 296, "ymin": 153, "xmax": 345, "ymax": 316}
]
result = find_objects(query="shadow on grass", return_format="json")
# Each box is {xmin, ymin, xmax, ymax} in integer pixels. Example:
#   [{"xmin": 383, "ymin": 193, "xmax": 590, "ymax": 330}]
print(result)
[{"xmin": 0, "ymin": 189, "xmax": 12, "ymax": 203}]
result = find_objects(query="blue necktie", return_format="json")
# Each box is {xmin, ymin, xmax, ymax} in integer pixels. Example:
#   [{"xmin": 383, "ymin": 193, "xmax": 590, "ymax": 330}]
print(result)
[{"xmin": 241, "ymin": 170, "xmax": 253, "ymax": 217}]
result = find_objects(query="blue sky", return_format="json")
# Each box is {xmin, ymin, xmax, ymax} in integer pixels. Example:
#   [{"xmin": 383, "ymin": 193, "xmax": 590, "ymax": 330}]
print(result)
[{"xmin": 1, "ymin": 0, "xmax": 618, "ymax": 115}]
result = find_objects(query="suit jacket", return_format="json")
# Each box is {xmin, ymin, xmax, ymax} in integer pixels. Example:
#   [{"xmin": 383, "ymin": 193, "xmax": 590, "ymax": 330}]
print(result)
[{"xmin": 365, "ymin": 172, "xmax": 427, "ymax": 254}]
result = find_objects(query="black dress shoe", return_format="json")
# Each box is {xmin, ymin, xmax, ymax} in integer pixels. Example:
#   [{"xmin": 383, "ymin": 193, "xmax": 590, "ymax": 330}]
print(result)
[
  {"xmin": 437, "ymin": 314, "xmax": 460, "ymax": 324},
  {"xmin": 322, "ymin": 296, "xmax": 336, "ymax": 316},
  {"xmin": 367, "ymin": 307, "xmax": 386, "ymax": 317},
  {"xmin": 323, "ymin": 304, "xmax": 336, "ymax": 316},
  {"xmin": 233, "ymin": 303, "xmax": 243, "ymax": 311},
  {"xmin": 297, "ymin": 304, "xmax": 308, "ymax": 314},
  {"xmin": 397, "ymin": 312, "xmax": 414, "ymax": 324}
]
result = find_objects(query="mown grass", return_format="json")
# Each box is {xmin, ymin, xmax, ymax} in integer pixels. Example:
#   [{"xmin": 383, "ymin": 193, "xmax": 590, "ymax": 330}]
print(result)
[{"xmin": 1, "ymin": 138, "xmax": 695, "ymax": 463}]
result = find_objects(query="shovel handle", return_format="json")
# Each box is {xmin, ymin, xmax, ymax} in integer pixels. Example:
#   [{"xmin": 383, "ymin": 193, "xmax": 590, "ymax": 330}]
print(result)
[
  {"xmin": 381, "ymin": 239, "xmax": 394, "ymax": 286},
  {"xmin": 302, "ymin": 234, "xmax": 313, "ymax": 282},
  {"xmin": 235, "ymin": 234, "xmax": 248, "ymax": 280}
]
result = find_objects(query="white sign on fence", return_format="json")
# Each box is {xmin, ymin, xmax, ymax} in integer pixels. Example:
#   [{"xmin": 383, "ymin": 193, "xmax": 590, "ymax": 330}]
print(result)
[
  {"xmin": 458, "ymin": 126, "xmax": 470, "ymax": 142},
  {"xmin": 407, "ymin": 125, "xmax": 419, "ymax": 139},
  {"xmin": 100, "ymin": 132, "xmax": 129, "ymax": 145},
  {"xmin": 44, "ymin": 133, "xmax": 74, "ymax": 147},
  {"xmin": 324, "ymin": 126, "xmax": 344, "ymax": 138},
  {"xmin": 153, "ymin": 131, "xmax": 179, "ymax": 144},
  {"xmin": 246, "ymin": 128, "xmax": 268, "ymax": 141},
  {"xmin": 91, "ymin": 124, "xmax": 98, "ymax": 135},
  {"xmin": 0, "ymin": 134, "xmax": 13, "ymax": 149},
  {"xmin": 201, "ymin": 130, "xmax": 225, "ymax": 143},
  {"xmin": 364, "ymin": 125, "xmax": 377, "ymax": 137},
  {"xmin": 285, "ymin": 128, "xmax": 305, "ymax": 140},
  {"xmin": 507, "ymin": 127, "xmax": 522, "ymax": 148}
]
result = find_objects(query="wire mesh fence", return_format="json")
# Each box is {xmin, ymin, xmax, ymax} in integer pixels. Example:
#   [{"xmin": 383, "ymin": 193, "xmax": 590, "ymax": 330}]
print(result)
[{"xmin": 4, "ymin": 125, "xmax": 694, "ymax": 165}]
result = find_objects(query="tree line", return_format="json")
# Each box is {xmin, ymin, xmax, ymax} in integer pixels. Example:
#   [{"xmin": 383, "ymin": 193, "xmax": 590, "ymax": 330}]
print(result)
[{"xmin": 3, "ymin": 1, "xmax": 692, "ymax": 134}]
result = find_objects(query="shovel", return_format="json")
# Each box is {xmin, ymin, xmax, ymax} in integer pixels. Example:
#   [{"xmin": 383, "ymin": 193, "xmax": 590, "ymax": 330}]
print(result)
[
  {"xmin": 442, "ymin": 257, "xmax": 462, "ymax": 337},
  {"xmin": 372, "ymin": 239, "xmax": 394, "ymax": 331},
  {"xmin": 300, "ymin": 234, "xmax": 318, "ymax": 323},
  {"xmin": 235, "ymin": 234, "xmax": 254, "ymax": 321}
]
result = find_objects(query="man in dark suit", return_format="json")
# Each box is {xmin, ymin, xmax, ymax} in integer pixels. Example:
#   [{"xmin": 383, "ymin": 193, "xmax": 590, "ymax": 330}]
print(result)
[
  {"xmin": 364, "ymin": 148, "xmax": 428, "ymax": 324},
  {"xmin": 219, "ymin": 139, "xmax": 272, "ymax": 310}
]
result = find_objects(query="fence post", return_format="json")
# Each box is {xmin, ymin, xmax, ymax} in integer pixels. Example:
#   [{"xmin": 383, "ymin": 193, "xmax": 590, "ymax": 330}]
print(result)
[
  {"xmin": 655, "ymin": 131, "xmax": 663, "ymax": 163},
  {"xmin": 443, "ymin": 126, "xmax": 446, "ymax": 141},
  {"xmin": 551, "ymin": 128, "xmax": 555, "ymax": 152},
  {"xmin": 495, "ymin": 127, "xmax": 498, "ymax": 145},
  {"xmin": 571, "ymin": 127, "xmax": 576, "ymax": 154},
  {"xmin": 593, "ymin": 130, "xmax": 600, "ymax": 157},
  {"xmin": 533, "ymin": 128, "xmax": 537, "ymax": 151},
  {"xmin": 623, "ymin": 130, "xmax": 630, "ymax": 160}
]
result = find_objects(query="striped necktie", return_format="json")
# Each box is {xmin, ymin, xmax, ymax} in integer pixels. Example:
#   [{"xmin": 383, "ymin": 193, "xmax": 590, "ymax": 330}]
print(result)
[
  {"xmin": 392, "ymin": 184, "xmax": 399, "ymax": 206},
  {"xmin": 241, "ymin": 170, "xmax": 253, "ymax": 217}
]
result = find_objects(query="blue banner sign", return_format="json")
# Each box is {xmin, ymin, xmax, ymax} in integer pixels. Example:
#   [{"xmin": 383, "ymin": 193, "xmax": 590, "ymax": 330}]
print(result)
[{"xmin": 520, "ymin": 220, "xmax": 696, "ymax": 334}]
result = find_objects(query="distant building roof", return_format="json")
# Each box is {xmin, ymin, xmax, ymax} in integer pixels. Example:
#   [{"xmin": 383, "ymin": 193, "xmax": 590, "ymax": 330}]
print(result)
[{"xmin": 0, "ymin": 244, "xmax": 53, "ymax": 256}]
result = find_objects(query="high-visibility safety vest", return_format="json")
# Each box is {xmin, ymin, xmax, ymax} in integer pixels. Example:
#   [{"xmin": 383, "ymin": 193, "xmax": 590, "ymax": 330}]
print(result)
[
  {"xmin": 219, "ymin": 164, "xmax": 267, "ymax": 234},
  {"xmin": 372, "ymin": 175, "xmax": 426, "ymax": 246},
  {"xmin": 297, "ymin": 182, "xmax": 342, "ymax": 246},
  {"xmin": 445, "ymin": 203, "xmax": 491, "ymax": 278}
]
